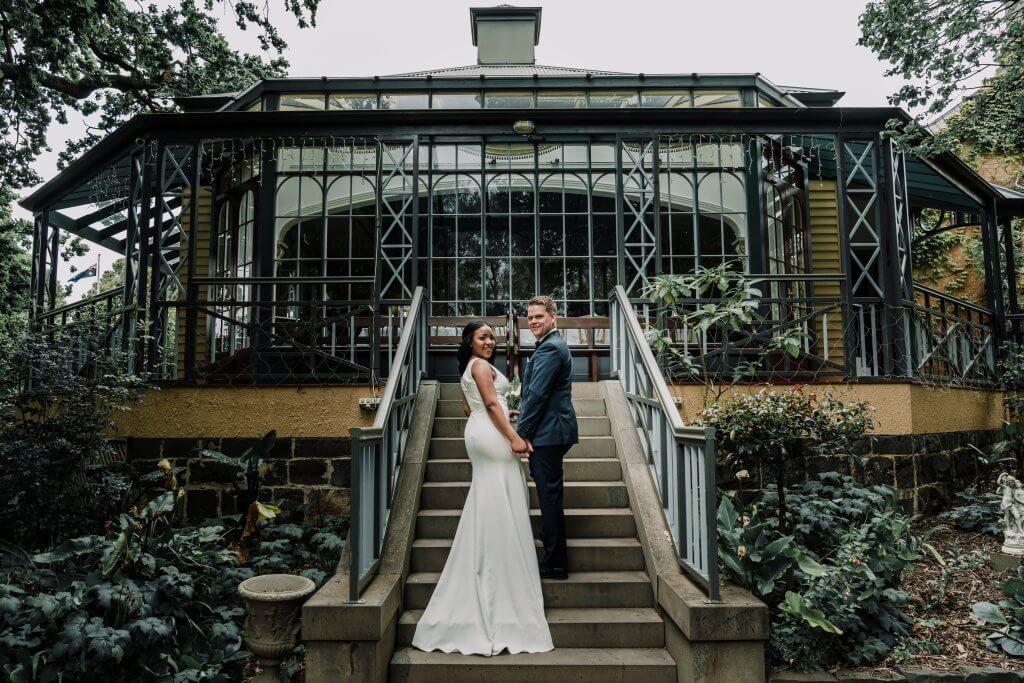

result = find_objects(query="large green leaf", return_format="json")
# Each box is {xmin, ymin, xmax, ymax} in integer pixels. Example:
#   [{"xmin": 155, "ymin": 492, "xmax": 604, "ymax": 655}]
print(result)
[
  {"xmin": 972, "ymin": 601, "xmax": 1008, "ymax": 625},
  {"xmin": 101, "ymin": 530, "xmax": 130, "ymax": 576},
  {"xmin": 31, "ymin": 536, "xmax": 102, "ymax": 564},
  {"xmin": 779, "ymin": 591, "xmax": 843, "ymax": 634}
]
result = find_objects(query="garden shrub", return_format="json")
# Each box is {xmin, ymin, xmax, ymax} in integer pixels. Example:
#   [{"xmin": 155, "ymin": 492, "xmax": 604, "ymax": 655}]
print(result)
[
  {"xmin": 938, "ymin": 485, "xmax": 1002, "ymax": 536},
  {"xmin": 973, "ymin": 564, "xmax": 1024, "ymax": 657},
  {"xmin": 703, "ymin": 387, "xmax": 874, "ymax": 532},
  {"xmin": 719, "ymin": 473, "xmax": 925, "ymax": 670},
  {"xmin": 0, "ymin": 460, "xmax": 346, "ymax": 682},
  {"xmin": 0, "ymin": 329, "xmax": 146, "ymax": 549}
]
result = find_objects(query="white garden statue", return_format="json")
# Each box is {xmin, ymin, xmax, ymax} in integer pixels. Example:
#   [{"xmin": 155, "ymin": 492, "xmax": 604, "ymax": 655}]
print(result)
[{"xmin": 998, "ymin": 472, "xmax": 1024, "ymax": 556}]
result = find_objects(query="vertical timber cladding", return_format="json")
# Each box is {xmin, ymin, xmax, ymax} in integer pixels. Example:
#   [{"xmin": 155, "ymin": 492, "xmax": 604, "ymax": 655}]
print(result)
[
  {"xmin": 808, "ymin": 179, "xmax": 846, "ymax": 368},
  {"xmin": 176, "ymin": 187, "xmax": 212, "ymax": 377}
]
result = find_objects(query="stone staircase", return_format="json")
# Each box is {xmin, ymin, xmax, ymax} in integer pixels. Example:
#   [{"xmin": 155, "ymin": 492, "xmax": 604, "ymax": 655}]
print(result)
[{"xmin": 389, "ymin": 382, "xmax": 677, "ymax": 682}]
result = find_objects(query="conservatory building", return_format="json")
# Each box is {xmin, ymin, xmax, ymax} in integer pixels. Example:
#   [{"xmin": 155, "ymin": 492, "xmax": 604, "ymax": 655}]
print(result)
[{"xmin": 19, "ymin": 6, "xmax": 1024, "ymax": 681}]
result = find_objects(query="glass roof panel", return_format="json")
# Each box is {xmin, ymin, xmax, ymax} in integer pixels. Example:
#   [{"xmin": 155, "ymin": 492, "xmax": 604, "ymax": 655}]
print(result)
[
  {"xmin": 280, "ymin": 94, "xmax": 326, "ymax": 111},
  {"xmin": 694, "ymin": 90, "xmax": 741, "ymax": 108}
]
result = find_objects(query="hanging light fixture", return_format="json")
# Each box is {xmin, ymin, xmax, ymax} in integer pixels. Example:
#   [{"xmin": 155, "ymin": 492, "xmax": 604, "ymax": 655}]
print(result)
[{"xmin": 512, "ymin": 120, "xmax": 535, "ymax": 135}]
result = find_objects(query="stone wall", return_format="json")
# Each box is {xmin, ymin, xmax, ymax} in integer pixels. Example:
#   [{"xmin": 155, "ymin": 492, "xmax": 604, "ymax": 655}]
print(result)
[
  {"xmin": 125, "ymin": 436, "xmax": 351, "ymax": 523},
  {"xmin": 720, "ymin": 428, "xmax": 1005, "ymax": 515}
]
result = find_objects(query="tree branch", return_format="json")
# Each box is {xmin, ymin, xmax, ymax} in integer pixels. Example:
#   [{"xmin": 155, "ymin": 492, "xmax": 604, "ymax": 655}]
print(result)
[{"xmin": 0, "ymin": 60, "xmax": 157, "ymax": 100}]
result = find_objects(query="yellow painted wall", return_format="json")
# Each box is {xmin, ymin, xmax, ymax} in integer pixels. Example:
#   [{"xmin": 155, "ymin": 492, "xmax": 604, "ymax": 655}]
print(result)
[
  {"xmin": 807, "ymin": 179, "xmax": 845, "ymax": 367},
  {"xmin": 669, "ymin": 383, "xmax": 1003, "ymax": 436},
  {"xmin": 114, "ymin": 386, "xmax": 376, "ymax": 438},
  {"xmin": 176, "ymin": 188, "xmax": 212, "ymax": 375}
]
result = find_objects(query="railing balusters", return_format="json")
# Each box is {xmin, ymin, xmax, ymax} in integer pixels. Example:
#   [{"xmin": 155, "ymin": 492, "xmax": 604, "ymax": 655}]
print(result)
[
  {"xmin": 347, "ymin": 286, "xmax": 428, "ymax": 602},
  {"xmin": 610, "ymin": 285, "xmax": 719, "ymax": 602}
]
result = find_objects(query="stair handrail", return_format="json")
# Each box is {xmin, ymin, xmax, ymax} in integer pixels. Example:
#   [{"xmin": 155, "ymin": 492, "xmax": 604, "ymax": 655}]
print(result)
[
  {"xmin": 347, "ymin": 286, "xmax": 428, "ymax": 602},
  {"xmin": 609, "ymin": 285, "xmax": 720, "ymax": 602}
]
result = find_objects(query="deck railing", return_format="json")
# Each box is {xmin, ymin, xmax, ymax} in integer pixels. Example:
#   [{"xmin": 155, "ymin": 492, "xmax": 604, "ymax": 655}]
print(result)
[
  {"xmin": 34, "ymin": 288, "xmax": 135, "ymax": 377},
  {"xmin": 662, "ymin": 274, "xmax": 849, "ymax": 382},
  {"xmin": 165, "ymin": 275, "xmax": 380, "ymax": 384},
  {"xmin": 907, "ymin": 284, "xmax": 997, "ymax": 385},
  {"xmin": 610, "ymin": 285, "xmax": 719, "ymax": 602},
  {"xmin": 32, "ymin": 275, "xmax": 1012, "ymax": 390},
  {"xmin": 347, "ymin": 286, "xmax": 428, "ymax": 601}
]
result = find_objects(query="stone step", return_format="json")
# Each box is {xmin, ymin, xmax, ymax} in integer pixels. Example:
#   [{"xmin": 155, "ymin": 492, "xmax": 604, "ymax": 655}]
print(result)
[
  {"xmin": 403, "ymin": 570, "xmax": 655, "ymax": 610},
  {"xmin": 435, "ymin": 397, "xmax": 607, "ymax": 417},
  {"xmin": 432, "ymin": 416, "xmax": 611, "ymax": 438},
  {"xmin": 419, "ymin": 481, "xmax": 629, "ymax": 510},
  {"xmin": 396, "ymin": 607, "xmax": 664, "ymax": 648},
  {"xmin": 429, "ymin": 436, "xmax": 616, "ymax": 460},
  {"xmin": 415, "ymin": 508, "xmax": 638, "ymax": 539},
  {"xmin": 390, "ymin": 647, "xmax": 677, "ymax": 683},
  {"xmin": 437, "ymin": 382, "xmax": 602, "ymax": 401},
  {"xmin": 409, "ymin": 538, "xmax": 644, "ymax": 573},
  {"xmin": 424, "ymin": 457, "xmax": 622, "ymax": 483}
]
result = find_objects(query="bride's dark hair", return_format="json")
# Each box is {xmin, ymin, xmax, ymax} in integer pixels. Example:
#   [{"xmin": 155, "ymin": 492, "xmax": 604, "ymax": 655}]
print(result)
[{"xmin": 457, "ymin": 320, "xmax": 492, "ymax": 376}]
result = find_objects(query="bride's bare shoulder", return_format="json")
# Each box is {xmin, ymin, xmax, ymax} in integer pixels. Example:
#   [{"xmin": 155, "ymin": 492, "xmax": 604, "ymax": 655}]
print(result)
[{"xmin": 470, "ymin": 358, "xmax": 497, "ymax": 383}]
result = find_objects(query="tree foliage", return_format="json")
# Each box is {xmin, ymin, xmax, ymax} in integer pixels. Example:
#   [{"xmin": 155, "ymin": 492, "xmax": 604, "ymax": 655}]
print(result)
[
  {"xmin": 0, "ymin": 186, "xmax": 33, "ymax": 343},
  {"xmin": 859, "ymin": 0, "xmax": 1024, "ymax": 171},
  {"xmin": 0, "ymin": 0, "xmax": 320, "ymax": 348},
  {"xmin": 0, "ymin": 0, "xmax": 319, "ymax": 189}
]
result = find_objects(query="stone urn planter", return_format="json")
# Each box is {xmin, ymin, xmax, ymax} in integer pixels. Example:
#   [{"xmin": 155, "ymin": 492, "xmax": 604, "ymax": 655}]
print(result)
[{"xmin": 238, "ymin": 574, "xmax": 317, "ymax": 682}]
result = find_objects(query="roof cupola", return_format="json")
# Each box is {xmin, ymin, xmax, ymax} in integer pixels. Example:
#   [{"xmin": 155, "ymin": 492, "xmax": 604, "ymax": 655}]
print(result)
[{"xmin": 470, "ymin": 6, "xmax": 542, "ymax": 65}]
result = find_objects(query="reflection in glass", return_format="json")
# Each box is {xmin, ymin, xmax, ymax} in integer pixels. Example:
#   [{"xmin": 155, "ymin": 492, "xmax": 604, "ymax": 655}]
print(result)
[
  {"xmin": 328, "ymin": 93, "xmax": 378, "ymax": 110},
  {"xmin": 589, "ymin": 91, "xmax": 640, "ymax": 108},
  {"xmin": 279, "ymin": 94, "xmax": 325, "ymax": 111},
  {"xmin": 379, "ymin": 92, "xmax": 429, "ymax": 109},
  {"xmin": 641, "ymin": 90, "xmax": 692, "ymax": 108},
  {"xmin": 694, "ymin": 90, "xmax": 741, "ymax": 107},
  {"xmin": 484, "ymin": 91, "xmax": 534, "ymax": 108},
  {"xmin": 537, "ymin": 91, "xmax": 587, "ymax": 108}
]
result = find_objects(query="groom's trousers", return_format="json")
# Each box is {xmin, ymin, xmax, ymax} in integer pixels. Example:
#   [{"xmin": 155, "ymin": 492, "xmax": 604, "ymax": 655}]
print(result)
[{"xmin": 529, "ymin": 444, "xmax": 571, "ymax": 571}]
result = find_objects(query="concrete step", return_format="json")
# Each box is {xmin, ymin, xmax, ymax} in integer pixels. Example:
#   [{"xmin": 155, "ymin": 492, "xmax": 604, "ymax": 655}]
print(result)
[
  {"xmin": 409, "ymin": 537, "xmax": 644, "ymax": 573},
  {"xmin": 432, "ymin": 416, "xmax": 611, "ymax": 438},
  {"xmin": 429, "ymin": 436, "xmax": 616, "ymax": 460},
  {"xmin": 415, "ymin": 508, "xmax": 638, "ymax": 539},
  {"xmin": 396, "ymin": 607, "xmax": 664, "ymax": 648},
  {"xmin": 435, "ymin": 397, "xmax": 607, "ymax": 417},
  {"xmin": 419, "ymin": 481, "xmax": 629, "ymax": 510},
  {"xmin": 438, "ymin": 382, "xmax": 602, "ymax": 401},
  {"xmin": 424, "ymin": 457, "xmax": 622, "ymax": 483},
  {"xmin": 390, "ymin": 647, "xmax": 676, "ymax": 683},
  {"xmin": 403, "ymin": 570, "xmax": 655, "ymax": 609}
]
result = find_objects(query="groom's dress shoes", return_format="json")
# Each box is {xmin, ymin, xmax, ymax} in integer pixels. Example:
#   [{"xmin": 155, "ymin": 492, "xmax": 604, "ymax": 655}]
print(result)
[{"xmin": 540, "ymin": 567, "xmax": 568, "ymax": 580}]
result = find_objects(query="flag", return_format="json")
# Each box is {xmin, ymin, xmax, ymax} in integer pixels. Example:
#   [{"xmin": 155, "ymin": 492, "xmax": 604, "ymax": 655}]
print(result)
[{"xmin": 69, "ymin": 263, "xmax": 97, "ymax": 283}]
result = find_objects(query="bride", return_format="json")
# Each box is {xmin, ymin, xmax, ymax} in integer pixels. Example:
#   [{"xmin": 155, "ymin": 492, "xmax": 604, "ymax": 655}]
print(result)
[{"xmin": 411, "ymin": 321, "xmax": 554, "ymax": 656}]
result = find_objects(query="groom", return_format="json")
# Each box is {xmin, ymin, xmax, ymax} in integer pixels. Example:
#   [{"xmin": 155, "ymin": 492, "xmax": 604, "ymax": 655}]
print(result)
[{"xmin": 516, "ymin": 295, "xmax": 579, "ymax": 581}]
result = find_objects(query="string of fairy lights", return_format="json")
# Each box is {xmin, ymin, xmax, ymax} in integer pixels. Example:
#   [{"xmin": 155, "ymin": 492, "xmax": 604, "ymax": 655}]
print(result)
[{"xmin": 85, "ymin": 132, "xmax": 844, "ymax": 211}]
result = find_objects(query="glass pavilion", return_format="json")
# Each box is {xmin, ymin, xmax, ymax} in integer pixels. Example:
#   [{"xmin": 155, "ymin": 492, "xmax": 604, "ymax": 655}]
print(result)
[{"xmin": 20, "ymin": 6, "xmax": 1024, "ymax": 385}]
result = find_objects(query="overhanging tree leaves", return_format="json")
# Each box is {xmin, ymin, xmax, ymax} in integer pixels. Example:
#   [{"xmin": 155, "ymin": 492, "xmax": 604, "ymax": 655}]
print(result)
[
  {"xmin": 859, "ymin": 0, "xmax": 1024, "ymax": 172},
  {"xmin": 0, "ymin": 0, "xmax": 319, "ymax": 189},
  {"xmin": 0, "ymin": 0, "xmax": 319, "ymax": 331}
]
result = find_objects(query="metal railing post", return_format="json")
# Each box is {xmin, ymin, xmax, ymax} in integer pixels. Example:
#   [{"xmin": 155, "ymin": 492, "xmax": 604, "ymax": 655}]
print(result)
[
  {"xmin": 703, "ymin": 427, "xmax": 720, "ymax": 603},
  {"xmin": 348, "ymin": 427, "xmax": 364, "ymax": 603}
]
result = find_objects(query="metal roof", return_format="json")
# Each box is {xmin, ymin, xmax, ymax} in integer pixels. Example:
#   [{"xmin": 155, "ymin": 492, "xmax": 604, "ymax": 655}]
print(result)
[{"xmin": 383, "ymin": 63, "xmax": 627, "ymax": 78}]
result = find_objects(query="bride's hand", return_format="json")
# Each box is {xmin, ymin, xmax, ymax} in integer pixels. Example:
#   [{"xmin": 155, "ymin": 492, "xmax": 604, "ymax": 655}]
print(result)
[{"xmin": 510, "ymin": 434, "xmax": 529, "ymax": 454}]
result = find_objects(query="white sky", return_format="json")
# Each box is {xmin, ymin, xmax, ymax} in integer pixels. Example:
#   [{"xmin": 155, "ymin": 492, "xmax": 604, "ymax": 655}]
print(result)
[{"xmin": 21, "ymin": 0, "xmax": 910, "ymax": 300}]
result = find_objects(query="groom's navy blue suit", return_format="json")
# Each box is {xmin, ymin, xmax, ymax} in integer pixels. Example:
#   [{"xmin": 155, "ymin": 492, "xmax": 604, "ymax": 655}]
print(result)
[{"xmin": 516, "ymin": 329, "xmax": 578, "ymax": 573}]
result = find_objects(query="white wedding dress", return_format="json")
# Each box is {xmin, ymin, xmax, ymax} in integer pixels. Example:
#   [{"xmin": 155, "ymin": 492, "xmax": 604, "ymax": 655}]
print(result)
[{"xmin": 411, "ymin": 357, "xmax": 554, "ymax": 656}]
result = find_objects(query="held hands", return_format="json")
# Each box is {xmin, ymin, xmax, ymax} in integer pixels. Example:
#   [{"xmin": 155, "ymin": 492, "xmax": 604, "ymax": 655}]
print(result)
[{"xmin": 510, "ymin": 434, "xmax": 534, "ymax": 457}]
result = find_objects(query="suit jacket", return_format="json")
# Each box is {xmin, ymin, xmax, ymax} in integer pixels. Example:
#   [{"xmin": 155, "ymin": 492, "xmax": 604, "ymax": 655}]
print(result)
[{"xmin": 516, "ymin": 330, "xmax": 579, "ymax": 447}]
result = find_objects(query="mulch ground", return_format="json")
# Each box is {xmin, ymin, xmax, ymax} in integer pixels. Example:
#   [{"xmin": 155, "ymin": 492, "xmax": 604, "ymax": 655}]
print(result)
[{"xmin": 883, "ymin": 520, "xmax": 1022, "ymax": 672}]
